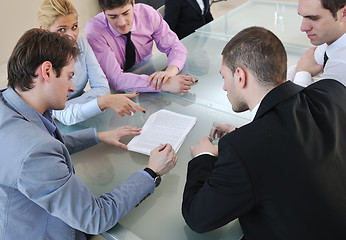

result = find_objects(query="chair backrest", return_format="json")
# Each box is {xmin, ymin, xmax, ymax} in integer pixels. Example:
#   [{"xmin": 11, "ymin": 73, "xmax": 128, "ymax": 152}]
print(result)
[{"xmin": 157, "ymin": 5, "xmax": 165, "ymax": 18}]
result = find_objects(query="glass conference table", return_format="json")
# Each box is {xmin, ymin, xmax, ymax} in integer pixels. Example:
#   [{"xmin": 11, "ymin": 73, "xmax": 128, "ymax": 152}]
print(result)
[
  {"xmin": 56, "ymin": 1, "xmax": 311, "ymax": 239},
  {"xmin": 58, "ymin": 92, "xmax": 247, "ymax": 240},
  {"xmin": 197, "ymin": 0, "xmax": 310, "ymax": 48},
  {"xmin": 132, "ymin": 2, "xmax": 310, "ymax": 121}
]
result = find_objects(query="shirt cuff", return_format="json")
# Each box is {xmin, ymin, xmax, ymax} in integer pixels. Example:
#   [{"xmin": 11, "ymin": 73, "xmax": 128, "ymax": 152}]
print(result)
[
  {"xmin": 167, "ymin": 61, "xmax": 184, "ymax": 72},
  {"xmin": 138, "ymin": 170, "xmax": 155, "ymax": 184},
  {"xmin": 195, "ymin": 152, "xmax": 215, "ymax": 158},
  {"xmin": 80, "ymin": 98, "xmax": 103, "ymax": 119},
  {"xmin": 286, "ymin": 64, "xmax": 297, "ymax": 81},
  {"xmin": 93, "ymin": 128, "xmax": 100, "ymax": 144},
  {"xmin": 293, "ymin": 71, "xmax": 313, "ymax": 87}
]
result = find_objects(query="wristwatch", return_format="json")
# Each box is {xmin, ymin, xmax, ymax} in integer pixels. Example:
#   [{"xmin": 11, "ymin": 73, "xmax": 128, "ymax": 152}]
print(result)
[{"xmin": 144, "ymin": 167, "xmax": 161, "ymax": 187}]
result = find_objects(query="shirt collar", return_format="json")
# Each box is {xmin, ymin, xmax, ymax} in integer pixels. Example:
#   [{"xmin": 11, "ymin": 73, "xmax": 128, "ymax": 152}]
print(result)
[
  {"xmin": 250, "ymin": 102, "xmax": 260, "ymax": 121},
  {"xmin": 326, "ymin": 32, "xmax": 346, "ymax": 57},
  {"xmin": 36, "ymin": 109, "xmax": 57, "ymax": 137}
]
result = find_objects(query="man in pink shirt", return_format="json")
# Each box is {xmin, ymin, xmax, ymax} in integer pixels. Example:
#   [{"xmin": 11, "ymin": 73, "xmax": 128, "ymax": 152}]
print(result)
[{"xmin": 85, "ymin": 0, "xmax": 196, "ymax": 93}]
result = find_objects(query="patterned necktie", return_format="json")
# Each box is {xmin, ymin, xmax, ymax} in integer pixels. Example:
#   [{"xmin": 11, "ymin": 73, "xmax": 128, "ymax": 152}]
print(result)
[
  {"xmin": 322, "ymin": 51, "xmax": 329, "ymax": 72},
  {"xmin": 124, "ymin": 31, "xmax": 135, "ymax": 71}
]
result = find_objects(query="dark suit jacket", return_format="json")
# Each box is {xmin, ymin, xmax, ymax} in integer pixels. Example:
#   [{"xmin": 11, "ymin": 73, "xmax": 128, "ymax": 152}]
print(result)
[
  {"xmin": 182, "ymin": 80, "xmax": 346, "ymax": 239},
  {"xmin": 164, "ymin": 0, "xmax": 213, "ymax": 39}
]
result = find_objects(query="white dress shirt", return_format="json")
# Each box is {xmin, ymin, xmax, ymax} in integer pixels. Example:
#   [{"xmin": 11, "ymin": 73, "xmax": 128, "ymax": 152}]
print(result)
[
  {"xmin": 250, "ymin": 102, "xmax": 260, "ymax": 121},
  {"xmin": 196, "ymin": 0, "xmax": 205, "ymax": 14},
  {"xmin": 287, "ymin": 33, "xmax": 346, "ymax": 87}
]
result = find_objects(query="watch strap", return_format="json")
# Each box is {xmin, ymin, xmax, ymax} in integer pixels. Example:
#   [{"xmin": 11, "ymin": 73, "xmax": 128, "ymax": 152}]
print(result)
[
  {"xmin": 144, "ymin": 167, "xmax": 161, "ymax": 187},
  {"xmin": 144, "ymin": 167, "xmax": 158, "ymax": 178}
]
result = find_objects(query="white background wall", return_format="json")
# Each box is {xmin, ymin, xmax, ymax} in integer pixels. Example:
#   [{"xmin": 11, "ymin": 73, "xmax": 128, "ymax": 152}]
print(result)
[{"xmin": 0, "ymin": 0, "xmax": 100, "ymax": 65}]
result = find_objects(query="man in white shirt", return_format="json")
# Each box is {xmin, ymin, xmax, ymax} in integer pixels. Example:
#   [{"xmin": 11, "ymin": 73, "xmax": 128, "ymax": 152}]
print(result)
[{"xmin": 287, "ymin": 0, "xmax": 346, "ymax": 87}]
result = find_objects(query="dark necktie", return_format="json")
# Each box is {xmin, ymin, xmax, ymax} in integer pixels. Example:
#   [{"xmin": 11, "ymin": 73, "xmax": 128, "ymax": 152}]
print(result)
[
  {"xmin": 124, "ymin": 32, "xmax": 135, "ymax": 71},
  {"xmin": 322, "ymin": 51, "xmax": 329, "ymax": 72}
]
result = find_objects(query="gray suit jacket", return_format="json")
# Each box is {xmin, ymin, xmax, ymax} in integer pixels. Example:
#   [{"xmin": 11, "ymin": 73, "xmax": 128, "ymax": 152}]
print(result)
[{"xmin": 0, "ymin": 88, "xmax": 155, "ymax": 240}]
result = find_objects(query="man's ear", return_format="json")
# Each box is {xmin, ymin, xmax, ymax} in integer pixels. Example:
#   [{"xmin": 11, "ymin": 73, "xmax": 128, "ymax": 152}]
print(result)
[
  {"xmin": 40, "ymin": 61, "xmax": 54, "ymax": 83},
  {"xmin": 235, "ymin": 67, "xmax": 247, "ymax": 89},
  {"xmin": 340, "ymin": 5, "xmax": 346, "ymax": 21}
]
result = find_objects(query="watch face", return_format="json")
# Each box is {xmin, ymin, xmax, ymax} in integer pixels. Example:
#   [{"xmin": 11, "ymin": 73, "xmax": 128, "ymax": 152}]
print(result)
[{"xmin": 155, "ymin": 176, "xmax": 161, "ymax": 187}]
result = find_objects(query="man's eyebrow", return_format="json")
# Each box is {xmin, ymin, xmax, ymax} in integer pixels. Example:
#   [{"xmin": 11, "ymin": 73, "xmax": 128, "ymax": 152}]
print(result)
[
  {"xmin": 298, "ymin": 11, "xmax": 318, "ymax": 18},
  {"xmin": 107, "ymin": 9, "xmax": 130, "ymax": 17}
]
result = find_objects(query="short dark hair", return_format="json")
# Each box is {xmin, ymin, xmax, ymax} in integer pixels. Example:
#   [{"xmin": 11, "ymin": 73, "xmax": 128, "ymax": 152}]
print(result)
[
  {"xmin": 321, "ymin": 0, "xmax": 346, "ymax": 18},
  {"xmin": 7, "ymin": 28, "xmax": 79, "ymax": 91},
  {"xmin": 98, "ymin": 0, "xmax": 132, "ymax": 11},
  {"xmin": 222, "ymin": 26, "xmax": 287, "ymax": 87}
]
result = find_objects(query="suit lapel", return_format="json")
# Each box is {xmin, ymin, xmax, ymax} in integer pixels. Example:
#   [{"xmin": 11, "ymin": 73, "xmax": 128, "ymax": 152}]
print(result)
[
  {"xmin": 53, "ymin": 120, "xmax": 65, "ymax": 143},
  {"xmin": 203, "ymin": 0, "xmax": 210, "ymax": 14},
  {"xmin": 254, "ymin": 81, "xmax": 304, "ymax": 120}
]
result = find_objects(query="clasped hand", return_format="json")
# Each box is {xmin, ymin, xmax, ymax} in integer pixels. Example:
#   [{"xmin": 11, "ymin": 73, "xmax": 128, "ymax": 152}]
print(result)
[{"xmin": 147, "ymin": 66, "xmax": 197, "ymax": 93}]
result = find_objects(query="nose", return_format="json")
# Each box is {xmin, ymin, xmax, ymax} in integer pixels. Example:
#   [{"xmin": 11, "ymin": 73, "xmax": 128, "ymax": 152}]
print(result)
[
  {"xmin": 300, "ymin": 18, "xmax": 311, "ymax": 32},
  {"xmin": 68, "ymin": 80, "xmax": 75, "ymax": 93},
  {"xmin": 66, "ymin": 31, "xmax": 77, "ymax": 42},
  {"xmin": 223, "ymin": 81, "xmax": 227, "ymax": 91},
  {"xmin": 117, "ymin": 15, "xmax": 126, "ymax": 26}
]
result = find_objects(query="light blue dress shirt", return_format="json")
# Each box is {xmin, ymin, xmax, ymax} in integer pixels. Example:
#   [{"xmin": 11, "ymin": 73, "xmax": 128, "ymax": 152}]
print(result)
[{"xmin": 53, "ymin": 35, "xmax": 110, "ymax": 125}]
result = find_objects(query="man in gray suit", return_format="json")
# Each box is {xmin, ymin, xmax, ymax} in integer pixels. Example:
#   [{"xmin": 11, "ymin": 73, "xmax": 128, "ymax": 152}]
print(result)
[{"xmin": 0, "ymin": 28, "xmax": 177, "ymax": 240}]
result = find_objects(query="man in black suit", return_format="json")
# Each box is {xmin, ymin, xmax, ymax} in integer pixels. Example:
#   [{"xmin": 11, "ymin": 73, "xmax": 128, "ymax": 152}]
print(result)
[
  {"xmin": 164, "ymin": 0, "xmax": 213, "ymax": 39},
  {"xmin": 182, "ymin": 26, "xmax": 346, "ymax": 239}
]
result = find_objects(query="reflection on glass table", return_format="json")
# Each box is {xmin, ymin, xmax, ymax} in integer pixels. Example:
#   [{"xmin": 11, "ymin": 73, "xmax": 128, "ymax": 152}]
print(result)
[
  {"xmin": 56, "ymin": 93, "xmax": 248, "ymax": 240},
  {"xmin": 196, "ymin": 0, "xmax": 311, "ymax": 48}
]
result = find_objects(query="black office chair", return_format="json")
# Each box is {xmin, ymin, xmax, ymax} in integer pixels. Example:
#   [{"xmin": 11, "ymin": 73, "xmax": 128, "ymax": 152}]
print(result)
[{"xmin": 136, "ymin": 0, "xmax": 165, "ymax": 9}]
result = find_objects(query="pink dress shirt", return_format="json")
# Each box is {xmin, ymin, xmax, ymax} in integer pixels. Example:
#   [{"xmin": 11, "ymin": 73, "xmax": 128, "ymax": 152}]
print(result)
[{"xmin": 85, "ymin": 3, "xmax": 187, "ymax": 92}]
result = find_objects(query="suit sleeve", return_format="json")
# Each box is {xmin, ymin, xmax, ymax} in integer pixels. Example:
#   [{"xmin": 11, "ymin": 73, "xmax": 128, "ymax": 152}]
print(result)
[
  {"xmin": 17, "ymin": 139, "xmax": 155, "ymax": 234},
  {"xmin": 182, "ymin": 136, "xmax": 255, "ymax": 233},
  {"xmin": 164, "ymin": 0, "xmax": 183, "ymax": 32},
  {"xmin": 62, "ymin": 128, "xmax": 99, "ymax": 154}
]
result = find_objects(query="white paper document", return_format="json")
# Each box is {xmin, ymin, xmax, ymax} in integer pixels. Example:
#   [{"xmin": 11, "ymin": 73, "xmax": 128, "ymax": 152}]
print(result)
[{"xmin": 127, "ymin": 109, "xmax": 197, "ymax": 155}]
